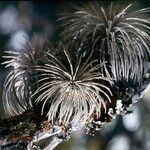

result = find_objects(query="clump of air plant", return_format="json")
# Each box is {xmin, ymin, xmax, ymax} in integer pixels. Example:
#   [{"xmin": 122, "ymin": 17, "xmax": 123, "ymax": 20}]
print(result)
[
  {"xmin": 32, "ymin": 42, "xmax": 113, "ymax": 129},
  {"xmin": 1, "ymin": 40, "xmax": 114, "ymax": 148},
  {"xmin": 2, "ymin": 39, "xmax": 47, "ymax": 117},
  {"xmin": 1, "ymin": 1, "xmax": 150, "ymax": 149},
  {"xmin": 60, "ymin": 1, "xmax": 150, "ymax": 90}
]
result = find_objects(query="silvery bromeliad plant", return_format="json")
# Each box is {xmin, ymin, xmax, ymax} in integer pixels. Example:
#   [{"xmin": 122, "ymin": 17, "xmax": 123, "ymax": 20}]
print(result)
[{"xmin": 0, "ymin": 1, "xmax": 149, "ymax": 150}]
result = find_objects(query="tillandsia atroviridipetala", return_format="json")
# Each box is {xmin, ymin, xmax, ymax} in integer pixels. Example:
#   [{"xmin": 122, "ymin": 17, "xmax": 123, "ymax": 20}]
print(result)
[{"xmin": 0, "ymin": 1, "xmax": 149, "ymax": 150}]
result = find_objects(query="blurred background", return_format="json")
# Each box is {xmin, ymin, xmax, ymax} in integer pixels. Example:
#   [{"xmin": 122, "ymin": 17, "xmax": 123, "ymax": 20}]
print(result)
[{"xmin": 0, "ymin": 1, "xmax": 149, "ymax": 150}]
